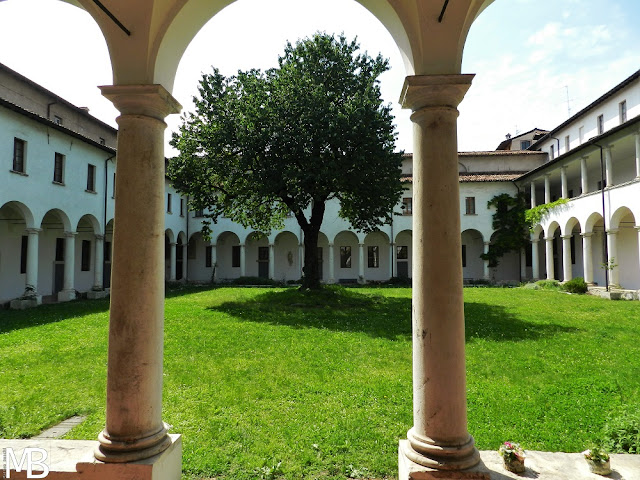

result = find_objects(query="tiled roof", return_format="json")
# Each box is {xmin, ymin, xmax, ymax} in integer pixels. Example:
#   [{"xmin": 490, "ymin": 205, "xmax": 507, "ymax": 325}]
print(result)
[{"xmin": 401, "ymin": 172, "xmax": 527, "ymax": 183}]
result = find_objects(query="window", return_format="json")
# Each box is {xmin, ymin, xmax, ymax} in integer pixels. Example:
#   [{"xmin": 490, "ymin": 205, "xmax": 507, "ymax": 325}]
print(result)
[
  {"xmin": 232, "ymin": 245, "xmax": 241, "ymax": 268},
  {"xmin": 402, "ymin": 197, "xmax": 412, "ymax": 215},
  {"xmin": 54, "ymin": 115, "xmax": 63, "ymax": 126},
  {"xmin": 167, "ymin": 193, "xmax": 172, "ymax": 213},
  {"xmin": 564, "ymin": 135, "xmax": 570, "ymax": 153},
  {"xmin": 396, "ymin": 245, "xmax": 408, "ymax": 260},
  {"xmin": 81, "ymin": 240, "xmax": 91, "ymax": 271},
  {"xmin": 597, "ymin": 114, "xmax": 604, "ymax": 135},
  {"xmin": 53, "ymin": 152, "xmax": 64, "ymax": 184},
  {"xmin": 568, "ymin": 189, "xmax": 574, "ymax": 199},
  {"xmin": 340, "ymin": 246, "xmax": 352, "ymax": 268},
  {"xmin": 550, "ymin": 144, "xmax": 555, "ymax": 160},
  {"xmin": 461, "ymin": 245, "xmax": 466, "ymax": 268},
  {"xmin": 619, "ymin": 100, "xmax": 627, "ymax": 123},
  {"xmin": 194, "ymin": 209, "xmax": 204, "ymax": 218},
  {"xmin": 520, "ymin": 140, "xmax": 531, "ymax": 150},
  {"xmin": 180, "ymin": 198, "xmax": 184, "ymax": 217},
  {"xmin": 367, "ymin": 246, "xmax": 379, "ymax": 268},
  {"xmin": 258, "ymin": 246, "xmax": 269, "ymax": 261},
  {"xmin": 12, "ymin": 138, "xmax": 25, "ymax": 173},
  {"xmin": 579, "ymin": 126, "xmax": 584, "ymax": 144},
  {"xmin": 570, "ymin": 236, "xmax": 576, "ymax": 265},
  {"xmin": 465, "ymin": 197, "xmax": 476, "ymax": 215},
  {"xmin": 20, "ymin": 235, "xmax": 28, "ymax": 274},
  {"xmin": 86, "ymin": 164, "xmax": 96, "ymax": 191},
  {"xmin": 55, "ymin": 238, "xmax": 65, "ymax": 262},
  {"xmin": 205, "ymin": 246, "xmax": 213, "ymax": 267}
]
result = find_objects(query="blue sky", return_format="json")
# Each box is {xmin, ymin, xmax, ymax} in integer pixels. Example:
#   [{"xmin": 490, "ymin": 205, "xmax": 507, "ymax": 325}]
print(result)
[{"xmin": 0, "ymin": 0, "xmax": 638, "ymax": 152}]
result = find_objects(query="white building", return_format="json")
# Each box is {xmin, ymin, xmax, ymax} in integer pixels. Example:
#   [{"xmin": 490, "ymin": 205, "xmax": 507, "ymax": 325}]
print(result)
[
  {"xmin": 517, "ymin": 69, "xmax": 640, "ymax": 292},
  {"xmin": 2, "ymin": 62, "xmax": 639, "ymax": 307}
]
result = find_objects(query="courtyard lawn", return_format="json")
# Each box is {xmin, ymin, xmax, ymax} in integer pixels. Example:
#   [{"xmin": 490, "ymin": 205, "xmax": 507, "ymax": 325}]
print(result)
[{"xmin": 0, "ymin": 286, "xmax": 639, "ymax": 479}]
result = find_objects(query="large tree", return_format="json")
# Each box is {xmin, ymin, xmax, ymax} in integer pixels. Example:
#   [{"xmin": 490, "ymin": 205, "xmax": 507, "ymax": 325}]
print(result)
[{"xmin": 168, "ymin": 33, "xmax": 404, "ymax": 289}]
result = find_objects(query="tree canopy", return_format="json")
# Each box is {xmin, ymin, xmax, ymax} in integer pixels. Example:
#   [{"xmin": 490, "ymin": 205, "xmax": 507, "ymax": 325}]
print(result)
[{"xmin": 168, "ymin": 33, "xmax": 404, "ymax": 289}]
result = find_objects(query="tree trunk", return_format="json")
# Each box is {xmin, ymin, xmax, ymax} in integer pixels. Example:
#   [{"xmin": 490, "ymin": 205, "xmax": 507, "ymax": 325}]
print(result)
[
  {"xmin": 299, "ymin": 201, "xmax": 325, "ymax": 290},
  {"xmin": 301, "ymin": 228, "xmax": 321, "ymax": 290}
]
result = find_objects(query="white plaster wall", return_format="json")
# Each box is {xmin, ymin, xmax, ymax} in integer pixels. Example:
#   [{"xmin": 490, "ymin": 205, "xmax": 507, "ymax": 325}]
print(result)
[
  {"xmin": 187, "ymin": 232, "xmax": 213, "ymax": 283},
  {"xmin": 273, "ymin": 231, "xmax": 300, "ymax": 282},
  {"xmin": 215, "ymin": 231, "xmax": 241, "ymax": 280},
  {"xmin": 0, "ymin": 219, "xmax": 26, "ymax": 301},
  {"xmin": 364, "ymin": 231, "xmax": 391, "ymax": 282},
  {"xmin": 461, "ymin": 229, "xmax": 484, "ymax": 280}
]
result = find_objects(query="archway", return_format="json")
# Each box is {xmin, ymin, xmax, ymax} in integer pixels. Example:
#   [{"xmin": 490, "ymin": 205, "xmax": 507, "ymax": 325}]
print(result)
[
  {"xmin": 274, "ymin": 230, "xmax": 301, "ymax": 283},
  {"xmin": 215, "ymin": 231, "xmax": 241, "ymax": 280},
  {"xmin": 0, "ymin": 201, "xmax": 35, "ymax": 303},
  {"xmin": 364, "ymin": 231, "xmax": 391, "ymax": 282},
  {"xmin": 461, "ymin": 229, "xmax": 484, "ymax": 282},
  {"xmin": 610, "ymin": 207, "xmax": 639, "ymax": 289}
]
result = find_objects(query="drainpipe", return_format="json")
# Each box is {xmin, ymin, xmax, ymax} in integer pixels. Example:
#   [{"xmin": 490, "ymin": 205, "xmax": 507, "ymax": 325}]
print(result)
[
  {"xmin": 104, "ymin": 154, "xmax": 116, "ymax": 287},
  {"xmin": 549, "ymin": 136, "xmax": 561, "ymax": 160},
  {"xmin": 592, "ymin": 143, "xmax": 609, "ymax": 291}
]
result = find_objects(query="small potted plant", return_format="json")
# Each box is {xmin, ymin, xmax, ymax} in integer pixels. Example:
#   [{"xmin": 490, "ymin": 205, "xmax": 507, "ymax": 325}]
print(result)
[
  {"xmin": 499, "ymin": 441, "xmax": 526, "ymax": 473},
  {"xmin": 582, "ymin": 447, "xmax": 611, "ymax": 475}
]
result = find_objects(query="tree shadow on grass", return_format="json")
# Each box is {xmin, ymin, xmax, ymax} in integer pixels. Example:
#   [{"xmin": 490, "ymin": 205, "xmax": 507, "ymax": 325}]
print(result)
[
  {"xmin": 207, "ymin": 288, "xmax": 579, "ymax": 342},
  {"xmin": 0, "ymin": 297, "xmax": 110, "ymax": 334}
]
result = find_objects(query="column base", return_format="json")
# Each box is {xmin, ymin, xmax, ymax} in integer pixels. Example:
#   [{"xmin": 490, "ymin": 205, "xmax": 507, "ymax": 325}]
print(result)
[
  {"xmin": 95, "ymin": 423, "xmax": 172, "ymax": 463},
  {"xmin": 399, "ymin": 440, "xmax": 489, "ymax": 480},
  {"xmin": 58, "ymin": 289, "xmax": 77, "ymax": 302},
  {"xmin": 87, "ymin": 289, "xmax": 110, "ymax": 299},
  {"xmin": 79, "ymin": 434, "xmax": 181, "ymax": 480},
  {"xmin": 10, "ymin": 295, "xmax": 42, "ymax": 309}
]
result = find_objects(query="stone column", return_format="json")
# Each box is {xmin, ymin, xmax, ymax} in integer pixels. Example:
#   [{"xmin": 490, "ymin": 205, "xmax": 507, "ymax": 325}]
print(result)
[
  {"xmin": 482, "ymin": 241, "xmax": 490, "ymax": 280},
  {"xmin": 358, "ymin": 243, "xmax": 365, "ymax": 283},
  {"xmin": 580, "ymin": 156, "xmax": 589, "ymax": 195},
  {"xmin": 268, "ymin": 243, "xmax": 275, "ymax": 280},
  {"xmin": 520, "ymin": 248, "xmax": 527, "ymax": 281},
  {"xmin": 398, "ymin": 74, "xmax": 479, "ymax": 471},
  {"xmin": 181, "ymin": 243, "xmax": 187, "ymax": 282},
  {"xmin": 561, "ymin": 234, "xmax": 572, "ymax": 282},
  {"xmin": 531, "ymin": 239, "xmax": 540, "ymax": 280},
  {"xmin": 607, "ymin": 229, "xmax": 619, "ymax": 287},
  {"xmin": 636, "ymin": 227, "xmax": 640, "ymax": 276},
  {"xmin": 560, "ymin": 167, "xmax": 568, "ymax": 199},
  {"xmin": 25, "ymin": 228, "xmax": 42, "ymax": 298},
  {"xmin": 96, "ymin": 84, "xmax": 181, "ymax": 463},
  {"xmin": 210, "ymin": 244, "xmax": 217, "ymax": 282},
  {"xmin": 635, "ymin": 132, "xmax": 640, "ymax": 179},
  {"xmin": 545, "ymin": 236, "xmax": 555, "ymax": 280},
  {"xmin": 544, "ymin": 174, "xmax": 551, "ymax": 204},
  {"xmin": 581, "ymin": 233, "xmax": 594, "ymax": 284},
  {"xmin": 93, "ymin": 234, "xmax": 104, "ymax": 290},
  {"xmin": 530, "ymin": 180, "xmax": 536, "ymax": 208},
  {"xmin": 58, "ymin": 231, "xmax": 77, "ymax": 302},
  {"xmin": 240, "ymin": 244, "xmax": 246, "ymax": 277},
  {"xmin": 328, "ymin": 243, "xmax": 335, "ymax": 283},
  {"xmin": 389, "ymin": 242, "xmax": 394, "ymax": 280},
  {"xmin": 604, "ymin": 146, "xmax": 613, "ymax": 187},
  {"xmin": 169, "ymin": 243, "xmax": 177, "ymax": 281}
]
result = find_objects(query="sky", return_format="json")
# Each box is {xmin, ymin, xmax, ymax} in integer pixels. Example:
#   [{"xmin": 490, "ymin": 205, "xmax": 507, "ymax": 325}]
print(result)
[{"xmin": 0, "ymin": 0, "xmax": 639, "ymax": 153}]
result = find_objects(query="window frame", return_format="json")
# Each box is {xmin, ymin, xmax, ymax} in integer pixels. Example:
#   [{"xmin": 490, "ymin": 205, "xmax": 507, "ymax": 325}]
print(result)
[
  {"xmin": 12, "ymin": 138, "xmax": 26, "ymax": 173},
  {"xmin": 367, "ymin": 245, "xmax": 379, "ymax": 268},
  {"xmin": 231, "ymin": 245, "xmax": 241, "ymax": 268},
  {"xmin": 81, "ymin": 239, "xmax": 92, "ymax": 271},
  {"xmin": 465, "ymin": 196, "xmax": 476, "ymax": 215},
  {"xmin": 53, "ymin": 152, "xmax": 65, "ymax": 184},
  {"xmin": 619, "ymin": 100, "xmax": 627, "ymax": 123},
  {"xmin": 86, "ymin": 164, "xmax": 96, "ymax": 192},
  {"xmin": 597, "ymin": 114, "xmax": 604, "ymax": 135},
  {"xmin": 340, "ymin": 246, "xmax": 352, "ymax": 268}
]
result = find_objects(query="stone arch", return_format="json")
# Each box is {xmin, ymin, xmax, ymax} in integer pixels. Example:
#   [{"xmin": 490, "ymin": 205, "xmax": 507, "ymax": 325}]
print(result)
[
  {"xmin": 461, "ymin": 228, "xmax": 484, "ymax": 282},
  {"xmin": 610, "ymin": 206, "xmax": 635, "ymax": 231},
  {"xmin": 545, "ymin": 221, "xmax": 560, "ymax": 238},
  {"xmin": 333, "ymin": 230, "xmax": 360, "ymax": 282},
  {"xmin": 215, "ymin": 231, "xmax": 241, "ymax": 280},
  {"xmin": 364, "ymin": 230, "xmax": 391, "ymax": 282},
  {"xmin": 609, "ymin": 207, "xmax": 638, "ymax": 289},
  {"xmin": 274, "ymin": 230, "xmax": 301, "ymax": 282},
  {"xmin": 394, "ymin": 229, "xmax": 412, "ymax": 279},
  {"xmin": 0, "ymin": 201, "xmax": 35, "ymax": 229},
  {"xmin": 244, "ymin": 231, "xmax": 269, "ymax": 278},
  {"xmin": 585, "ymin": 212, "xmax": 604, "ymax": 234},
  {"xmin": 489, "ymin": 230, "xmax": 519, "ymax": 283}
]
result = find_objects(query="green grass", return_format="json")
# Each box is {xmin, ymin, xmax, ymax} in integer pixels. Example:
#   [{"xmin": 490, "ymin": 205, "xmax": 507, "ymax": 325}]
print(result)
[{"xmin": 1, "ymin": 286, "xmax": 639, "ymax": 479}]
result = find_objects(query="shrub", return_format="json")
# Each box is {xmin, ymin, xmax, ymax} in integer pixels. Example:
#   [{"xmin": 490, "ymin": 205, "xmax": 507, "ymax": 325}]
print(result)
[
  {"xmin": 562, "ymin": 277, "xmax": 588, "ymax": 294},
  {"xmin": 230, "ymin": 276, "xmax": 283, "ymax": 286},
  {"xmin": 535, "ymin": 279, "xmax": 561, "ymax": 290},
  {"xmin": 602, "ymin": 411, "xmax": 640, "ymax": 454}
]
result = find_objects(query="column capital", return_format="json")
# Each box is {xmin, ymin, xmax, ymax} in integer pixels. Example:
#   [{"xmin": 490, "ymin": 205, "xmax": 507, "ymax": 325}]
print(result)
[
  {"xmin": 635, "ymin": 226, "xmax": 640, "ymax": 232},
  {"xmin": 95, "ymin": 234, "xmax": 105, "ymax": 241},
  {"xmin": 607, "ymin": 229, "xmax": 619, "ymax": 235},
  {"xmin": 544, "ymin": 173, "xmax": 551, "ymax": 178},
  {"xmin": 544, "ymin": 236, "xmax": 554, "ymax": 241},
  {"xmin": 100, "ymin": 84, "xmax": 182, "ymax": 120},
  {"xmin": 531, "ymin": 238, "xmax": 540, "ymax": 243},
  {"xmin": 483, "ymin": 241, "xmax": 491, "ymax": 246},
  {"xmin": 328, "ymin": 243, "xmax": 334, "ymax": 247},
  {"xmin": 400, "ymin": 74, "xmax": 474, "ymax": 112},
  {"xmin": 25, "ymin": 227, "xmax": 42, "ymax": 235},
  {"xmin": 170, "ymin": 242, "xmax": 177, "ymax": 247},
  {"xmin": 64, "ymin": 231, "xmax": 77, "ymax": 238},
  {"xmin": 561, "ymin": 234, "xmax": 572, "ymax": 240},
  {"xmin": 581, "ymin": 232, "xmax": 594, "ymax": 238}
]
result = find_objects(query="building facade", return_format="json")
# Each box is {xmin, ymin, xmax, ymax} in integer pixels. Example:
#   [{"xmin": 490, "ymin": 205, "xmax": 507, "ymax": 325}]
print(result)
[{"xmin": 2, "ymin": 62, "xmax": 639, "ymax": 307}]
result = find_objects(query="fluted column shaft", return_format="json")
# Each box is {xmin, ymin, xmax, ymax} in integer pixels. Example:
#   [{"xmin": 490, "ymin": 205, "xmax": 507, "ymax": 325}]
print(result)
[
  {"xmin": 399, "ymin": 74, "xmax": 479, "ymax": 471},
  {"xmin": 93, "ymin": 234, "xmax": 104, "ymax": 290},
  {"xmin": 96, "ymin": 84, "xmax": 181, "ymax": 463},
  {"xmin": 582, "ymin": 233, "xmax": 594, "ymax": 284},
  {"xmin": 561, "ymin": 234, "xmax": 572, "ymax": 282},
  {"xmin": 545, "ymin": 236, "xmax": 555, "ymax": 280}
]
